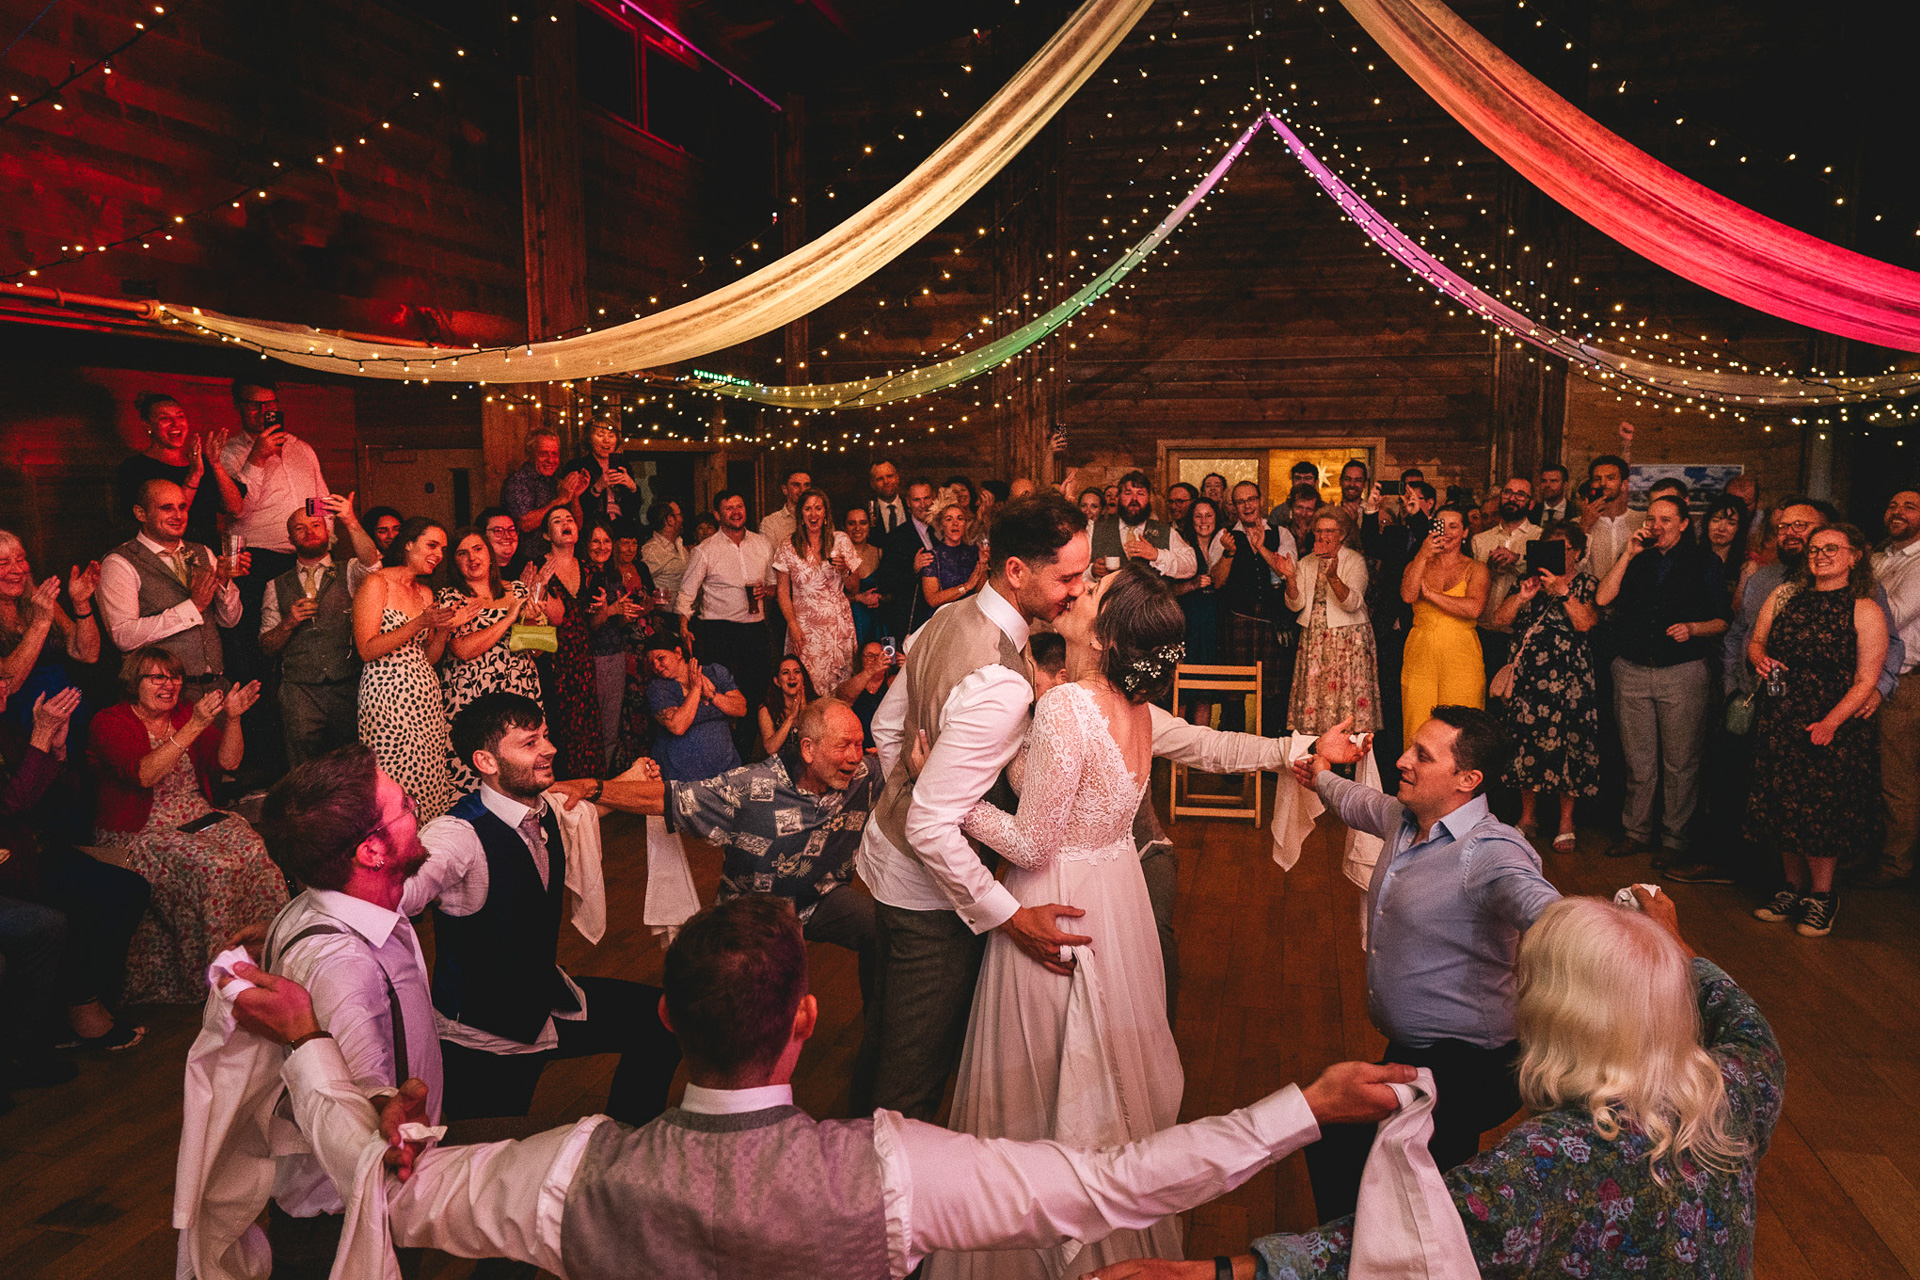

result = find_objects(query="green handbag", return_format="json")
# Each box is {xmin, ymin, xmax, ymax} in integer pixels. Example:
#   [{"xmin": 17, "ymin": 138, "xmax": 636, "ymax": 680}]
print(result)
[
  {"xmin": 1724, "ymin": 688, "xmax": 1758, "ymax": 735},
  {"xmin": 508, "ymin": 624, "xmax": 558, "ymax": 653}
]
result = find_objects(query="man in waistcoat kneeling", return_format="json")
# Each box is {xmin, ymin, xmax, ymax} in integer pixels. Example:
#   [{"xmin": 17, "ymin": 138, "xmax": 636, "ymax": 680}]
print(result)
[{"xmin": 226, "ymin": 895, "xmax": 1416, "ymax": 1279}]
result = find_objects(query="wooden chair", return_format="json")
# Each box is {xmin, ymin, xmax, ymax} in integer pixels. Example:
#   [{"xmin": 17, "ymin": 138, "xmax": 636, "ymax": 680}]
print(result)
[{"xmin": 1169, "ymin": 661, "xmax": 1264, "ymax": 825}]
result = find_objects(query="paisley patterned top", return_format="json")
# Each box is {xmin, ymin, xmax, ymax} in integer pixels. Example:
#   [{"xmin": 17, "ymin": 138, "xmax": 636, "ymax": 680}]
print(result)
[{"xmin": 1253, "ymin": 959, "xmax": 1783, "ymax": 1280}]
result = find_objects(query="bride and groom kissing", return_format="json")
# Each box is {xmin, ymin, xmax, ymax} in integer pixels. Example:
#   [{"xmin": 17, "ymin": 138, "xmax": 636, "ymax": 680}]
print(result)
[{"xmin": 859, "ymin": 492, "xmax": 1271, "ymax": 1279}]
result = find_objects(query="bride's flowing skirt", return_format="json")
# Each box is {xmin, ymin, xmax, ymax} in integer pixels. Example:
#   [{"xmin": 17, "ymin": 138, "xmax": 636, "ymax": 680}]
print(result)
[{"xmin": 923, "ymin": 842, "xmax": 1185, "ymax": 1280}]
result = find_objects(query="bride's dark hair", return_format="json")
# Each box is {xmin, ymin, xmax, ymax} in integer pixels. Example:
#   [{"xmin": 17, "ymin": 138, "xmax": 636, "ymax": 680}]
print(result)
[{"xmin": 1094, "ymin": 561, "xmax": 1187, "ymax": 705}]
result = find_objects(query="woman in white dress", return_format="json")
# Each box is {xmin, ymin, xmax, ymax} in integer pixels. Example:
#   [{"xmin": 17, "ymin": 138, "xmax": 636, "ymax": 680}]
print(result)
[{"xmin": 924, "ymin": 561, "xmax": 1190, "ymax": 1280}]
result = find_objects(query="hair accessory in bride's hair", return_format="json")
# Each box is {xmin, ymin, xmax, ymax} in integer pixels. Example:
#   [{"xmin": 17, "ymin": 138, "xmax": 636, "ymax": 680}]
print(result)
[{"xmin": 1121, "ymin": 642, "xmax": 1186, "ymax": 694}]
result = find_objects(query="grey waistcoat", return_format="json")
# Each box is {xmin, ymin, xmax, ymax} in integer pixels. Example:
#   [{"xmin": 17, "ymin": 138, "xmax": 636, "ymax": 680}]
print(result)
[
  {"xmin": 871, "ymin": 592, "xmax": 1030, "ymax": 856},
  {"xmin": 108, "ymin": 538, "xmax": 224, "ymax": 677},
  {"xmin": 271, "ymin": 564, "xmax": 360, "ymax": 684},
  {"xmin": 559, "ymin": 1105, "xmax": 891, "ymax": 1280}
]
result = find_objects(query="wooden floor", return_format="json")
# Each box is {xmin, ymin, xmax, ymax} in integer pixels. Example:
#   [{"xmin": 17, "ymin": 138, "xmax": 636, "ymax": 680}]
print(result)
[{"xmin": 4, "ymin": 778, "xmax": 1919, "ymax": 1278}]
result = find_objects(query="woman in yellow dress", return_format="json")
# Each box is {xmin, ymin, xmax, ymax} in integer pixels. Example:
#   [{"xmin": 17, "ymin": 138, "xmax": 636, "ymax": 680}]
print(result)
[{"xmin": 1398, "ymin": 505, "xmax": 1489, "ymax": 741}]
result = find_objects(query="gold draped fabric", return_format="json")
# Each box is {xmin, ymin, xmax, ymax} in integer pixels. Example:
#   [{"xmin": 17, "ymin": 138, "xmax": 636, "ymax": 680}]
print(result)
[{"xmin": 153, "ymin": 0, "xmax": 1152, "ymax": 382}]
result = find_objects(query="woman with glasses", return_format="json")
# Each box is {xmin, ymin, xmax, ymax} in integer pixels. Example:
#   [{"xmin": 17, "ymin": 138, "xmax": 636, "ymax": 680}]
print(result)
[
  {"xmin": 1281, "ymin": 508, "xmax": 1379, "ymax": 733},
  {"xmin": 87, "ymin": 648, "xmax": 284, "ymax": 1002},
  {"xmin": 1746, "ymin": 523, "xmax": 1887, "ymax": 938}
]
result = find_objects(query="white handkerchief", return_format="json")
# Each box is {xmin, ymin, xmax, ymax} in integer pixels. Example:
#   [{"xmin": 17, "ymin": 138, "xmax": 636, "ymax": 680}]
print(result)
[
  {"xmin": 644, "ymin": 814, "xmax": 700, "ymax": 947},
  {"xmin": 205, "ymin": 946, "xmax": 257, "ymax": 1037},
  {"xmin": 1352, "ymin": 1068, "xmax": 1482, "ymax": 1280}
]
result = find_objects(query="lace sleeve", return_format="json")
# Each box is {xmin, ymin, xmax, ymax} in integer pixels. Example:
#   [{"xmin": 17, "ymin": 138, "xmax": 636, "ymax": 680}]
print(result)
[
  {"xmin": 961, "ymin": 687, "xmax": 1086, "ymax": 869},
  {"xmin": 1006, "ymin": 737, "xmax": 1032, "ymax": 795}
]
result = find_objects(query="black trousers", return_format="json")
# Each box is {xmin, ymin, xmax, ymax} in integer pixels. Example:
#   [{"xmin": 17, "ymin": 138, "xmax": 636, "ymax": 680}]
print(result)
[
  {"xmin": 439, "ymin": 976, "xmax": 681, "ymax": 1127},
  {"xmin": 38, "ymin": 847, "xmax": 149, "ymax": 1008},
  {"xmin": 694, "ymin": 617, "xmax": 772, "ymax": 710},
  {"xmin": 265, "ymin": 1202, "xmax": 423, "ymax": 1280},
  {"xmin": 1304, "ymin": 1037, "xmax": 1522, "ymax": 1222}
]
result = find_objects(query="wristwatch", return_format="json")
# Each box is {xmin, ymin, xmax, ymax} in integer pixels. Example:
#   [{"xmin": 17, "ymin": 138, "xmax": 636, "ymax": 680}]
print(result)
[{"xmin": 586, "ymin": 779, "xmax": 604, "ymax": 804}]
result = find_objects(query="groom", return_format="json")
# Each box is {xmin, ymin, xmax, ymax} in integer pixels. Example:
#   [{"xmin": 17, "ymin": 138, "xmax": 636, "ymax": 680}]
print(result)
[{"xmin": 860, "ymin": 493, "xmax": 1093, "ymax": 1120}]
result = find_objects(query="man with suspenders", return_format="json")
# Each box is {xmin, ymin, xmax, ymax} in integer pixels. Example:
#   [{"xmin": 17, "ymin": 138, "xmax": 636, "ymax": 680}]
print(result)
[{"xmin": 254, "ymin": 744, "xmax": 443, "ymax": 1279}]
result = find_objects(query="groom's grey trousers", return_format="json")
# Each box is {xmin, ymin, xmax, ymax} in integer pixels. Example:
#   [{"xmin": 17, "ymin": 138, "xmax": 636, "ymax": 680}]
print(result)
[{"xmin": 865, "ymin": 902, "xmax": 989, "ymax": 1120}]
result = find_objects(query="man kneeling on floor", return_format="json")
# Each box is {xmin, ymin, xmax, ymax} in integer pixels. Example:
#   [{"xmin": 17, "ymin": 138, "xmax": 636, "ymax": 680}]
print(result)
[{"xmin": 226, "ymin": 896, "xmax": 1416, "ymax": 1279}]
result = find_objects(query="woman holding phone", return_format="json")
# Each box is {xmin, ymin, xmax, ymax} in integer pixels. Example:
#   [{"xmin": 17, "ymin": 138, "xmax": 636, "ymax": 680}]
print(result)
[
  {"xmin": 89, "ymin": 647, "xmax": 283, "ymax": 1002},
  {"xmin": 1399, "ymin": 504, "xmax": 1490, "ymax": 741},
  {"xmin": 585, "ymin": 519, "xmax": 651, "ymax": 769},
  {"xmin": 1492, "ymin": 522, "xmax": 1601, "ymax": 851}
]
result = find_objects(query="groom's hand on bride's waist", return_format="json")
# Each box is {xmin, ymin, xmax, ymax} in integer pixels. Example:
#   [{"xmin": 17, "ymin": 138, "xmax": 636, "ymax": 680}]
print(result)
[{"xmin": 999, "ymin": 903, "xmax": 1091, "ymax": 976}]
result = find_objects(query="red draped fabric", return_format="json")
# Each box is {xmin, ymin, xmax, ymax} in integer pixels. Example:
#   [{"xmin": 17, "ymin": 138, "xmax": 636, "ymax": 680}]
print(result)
[{"xmin": 1340, "ymin": 0, "xmax": 1920, "ymax": 352}]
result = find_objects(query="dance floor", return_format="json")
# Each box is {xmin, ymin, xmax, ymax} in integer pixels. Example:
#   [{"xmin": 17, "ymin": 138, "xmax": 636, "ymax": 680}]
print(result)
[{"xmin": 2, "ymin": 773, "xmax": 1917, "ymax": 1278}]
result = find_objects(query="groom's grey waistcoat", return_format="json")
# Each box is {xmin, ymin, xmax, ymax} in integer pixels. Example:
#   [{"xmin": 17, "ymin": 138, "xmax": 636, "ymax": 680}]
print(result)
[
  {"xmin": 559, "ymin": 1105, "xmax": 891, "ymax": 1280},
  {"xmin": 871, "ymin": 592, "xmax": 1031, "ymax": 856}
]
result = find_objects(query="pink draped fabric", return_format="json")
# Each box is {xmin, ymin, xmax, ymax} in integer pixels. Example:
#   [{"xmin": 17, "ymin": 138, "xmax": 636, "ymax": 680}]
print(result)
[{"xmin": 1340, "ymin": 0, "xmax": 1920, "ymax": 352}]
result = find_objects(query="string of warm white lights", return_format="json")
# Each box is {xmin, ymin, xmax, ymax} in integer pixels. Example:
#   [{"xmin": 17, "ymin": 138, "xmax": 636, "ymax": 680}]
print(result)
[{"xmin": 0, "ymin": 0, "xmax": 183, "ymax": 125}]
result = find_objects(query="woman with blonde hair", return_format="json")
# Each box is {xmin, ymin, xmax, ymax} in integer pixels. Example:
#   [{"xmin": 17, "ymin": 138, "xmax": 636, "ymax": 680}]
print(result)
[{"xmin": 1214, "ymin": 891, "xmax": 1782, "ymax": 1280}]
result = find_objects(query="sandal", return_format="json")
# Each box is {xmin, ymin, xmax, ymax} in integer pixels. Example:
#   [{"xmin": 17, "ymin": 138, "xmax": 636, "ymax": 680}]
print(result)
[
  {"xmin": 1552, "ymin": 830, "xmax": 1578, "ymax": 853},
  {"xmin": 60, "ymin": 1020, "xmax": 147, "ymax": 1052}
]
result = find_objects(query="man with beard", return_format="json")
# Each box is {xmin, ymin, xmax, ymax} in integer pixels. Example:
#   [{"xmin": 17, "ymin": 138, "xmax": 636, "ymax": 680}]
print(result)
[
  {"xmin": 1336, "ymin": 460, "xmax": 1369, "ymax": 528},
  {"xmin": 1471, "ymin": 476, "xmax": 1542, "ymax": 677},
  {"xmin": 1580, "ymin": 450, "xmax": 1644, "ymax": 583},
  {"xmin": 259, "ymin": 496, "xmax": 381, "ymax": 767},
  {"xmin": 178, "ymin": 744, "xmax": 448, "ymax": 1280},
  {"xmin": 1089, "ymin": 470, "xmax": 1197, "ymax": 582},
  {"xmin": 407, "ymin": 693, "xmax": 682, "ymax": 1126}
]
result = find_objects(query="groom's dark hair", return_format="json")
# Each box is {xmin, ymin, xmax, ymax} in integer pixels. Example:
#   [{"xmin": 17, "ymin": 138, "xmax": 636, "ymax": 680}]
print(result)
[
  {"xmin": 664, "ymin": 896, "xmax": 809, "ymax": 1082},
  {"xmin": 988, "ymin": 493, "xmax": 1083, "ymax": 576}
]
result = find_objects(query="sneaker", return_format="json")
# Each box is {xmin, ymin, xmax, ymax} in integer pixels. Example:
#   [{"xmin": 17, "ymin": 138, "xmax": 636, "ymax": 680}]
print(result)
[
  {"xmin": 1753, "ymin": 888, "xmax": 1801, "ymax": 923},
  {"xmin": 1795, "ymin": 892, "xmax": 1837, "ymax": 938}
]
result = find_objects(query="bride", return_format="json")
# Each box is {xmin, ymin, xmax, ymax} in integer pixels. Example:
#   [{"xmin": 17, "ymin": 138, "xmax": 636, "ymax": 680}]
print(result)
[{"xmin": 924, "ymin": 561, "xmax": 1190, "ymax": 1280}]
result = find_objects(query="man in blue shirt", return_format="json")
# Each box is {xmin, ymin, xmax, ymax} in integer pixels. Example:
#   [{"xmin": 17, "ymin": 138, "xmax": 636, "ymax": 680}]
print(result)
[{"xmin": 1292, "ymin": 705, "xmax": 1562, "ymax": 1220}]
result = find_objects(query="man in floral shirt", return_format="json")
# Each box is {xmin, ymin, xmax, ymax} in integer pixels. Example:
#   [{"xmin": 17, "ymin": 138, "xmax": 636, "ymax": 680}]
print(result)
[{"xmin": 668, "ymin": 698, "xmax": 880, "ymax": 1102}]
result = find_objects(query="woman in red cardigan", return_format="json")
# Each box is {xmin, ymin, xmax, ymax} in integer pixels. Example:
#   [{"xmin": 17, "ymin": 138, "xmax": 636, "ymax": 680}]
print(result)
[{"xmin": 88, "ymin": 648, "xmax": 284, "ymax": 1003}]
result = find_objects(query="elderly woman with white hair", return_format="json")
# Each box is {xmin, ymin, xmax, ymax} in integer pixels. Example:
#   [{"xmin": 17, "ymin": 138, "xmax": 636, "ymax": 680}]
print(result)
[{"xmin": 1095, "ymin": 891, "xmax": 1782, "ymax": 1280}]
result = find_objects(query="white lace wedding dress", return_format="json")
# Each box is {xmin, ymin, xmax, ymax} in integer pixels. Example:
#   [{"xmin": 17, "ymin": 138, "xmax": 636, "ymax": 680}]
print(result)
[{"xmin": 922, "ymin": 681, "xmax": 1186, "ymax": 1280}]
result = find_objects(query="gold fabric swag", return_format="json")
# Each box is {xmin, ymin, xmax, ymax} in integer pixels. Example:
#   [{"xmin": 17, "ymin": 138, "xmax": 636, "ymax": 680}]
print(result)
[{"xmin": 153, "ymin": 0, "xmax": 1153, "ymax": 382}]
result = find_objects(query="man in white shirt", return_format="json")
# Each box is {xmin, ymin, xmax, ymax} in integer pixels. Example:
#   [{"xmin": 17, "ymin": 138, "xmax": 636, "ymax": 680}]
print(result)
[
  {"xmin": 219, "ymin": 379, "xmax": 330, "ymax": 590},
  {"xmin": 255, "ymin": 745, "xmax": 444, "ymax": 1279},
  {"xmin": 99, "ymin": 478, "xmax": 242, "ymax": 699},
  {"xmin": 640, "ymin": 497, "xmax": 686, "ymax": 605},
  {"xmin": 759, "ymin": 465, "xmax": 812, "ymax": 549},
  {"xmin": 1471, "ymin": 476, "xmax": 1543, "ymax": 675},
  {"xmin": 407, "ymin": 693, "xmax": 681, "ymax": 1126},
  {"xmin": 867, "ymin": 460, "xmax": 908, "ymax": 537},
  {"xmin": 227, "ymin": 895, "xmax": 1416, "ymax": 1279},
  {"xmin": 676, "ymin": 489, "xmax": 776, "ymax": 712},
  {"xmin": 1088, "ymin": 470, "xmax": 1198, "ymax": 583},
  {"xmin": 859, "ymin": 495, "xmax": 1093, "ymax": 1119},
  {"xmin": 1864, "ymin": 488, "xmax": 1920, "ymax": 887}
]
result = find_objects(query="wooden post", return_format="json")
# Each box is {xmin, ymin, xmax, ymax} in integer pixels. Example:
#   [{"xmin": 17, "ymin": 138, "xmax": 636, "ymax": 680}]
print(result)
[{"xmin": 989, "ymin": 92, "xmax": 1063, "ymax": 488}]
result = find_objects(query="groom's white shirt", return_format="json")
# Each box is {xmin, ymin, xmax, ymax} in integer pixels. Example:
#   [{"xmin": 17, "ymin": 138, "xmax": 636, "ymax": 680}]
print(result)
[{"xmin": 860, "ymin": 586, "xmax": 1031, "ymax": 932}]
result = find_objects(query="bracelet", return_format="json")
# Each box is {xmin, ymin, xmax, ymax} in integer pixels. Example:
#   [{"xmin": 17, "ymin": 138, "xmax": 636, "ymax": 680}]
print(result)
[
  {"xmin": 74, "ymin": 607, "xmax": 93, "ymax": 618},
  {"xmin": 586, "ymin": 778, "xmax": 604, "ymax": 804},
  {"xmin": 289, "ymin": 1029, "xmax": 333, "ymax": 1051}
]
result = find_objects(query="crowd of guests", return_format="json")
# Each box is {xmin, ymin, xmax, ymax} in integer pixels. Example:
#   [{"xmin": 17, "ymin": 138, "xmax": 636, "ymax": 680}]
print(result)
[{"xmin": 0, "ymin": 376, "xmax": 1908, "ymax": 1276}]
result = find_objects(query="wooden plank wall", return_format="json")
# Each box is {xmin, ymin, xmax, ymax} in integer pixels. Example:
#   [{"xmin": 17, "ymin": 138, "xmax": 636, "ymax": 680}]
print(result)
[{"xmin": 779, "ymin": 0, "xmax": 1920, "ymax": 515}]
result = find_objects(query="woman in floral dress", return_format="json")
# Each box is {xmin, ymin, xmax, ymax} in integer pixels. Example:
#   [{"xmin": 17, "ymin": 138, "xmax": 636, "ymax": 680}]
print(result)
[
  {"xmin": 356, "ymin": 517, "xmax": 472, "ymax": 820},
  {"xmin": 772, "ymin": 488, "xmax": 858, "ymax": 695},
  {"xmin": 89, "ymin": 648, "xmax": 284, "ymax": 1003},
  {"xmin": 438, "ymin": 527, "xmax": 541, "ymax": 793},
  {"xmin": 1281, "ymin": 511, "xmax": 1379, "ymax": 733},
  {"xmin": 1491, "ymin": 522, "xmax": 1600, "ymax": 853}
]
